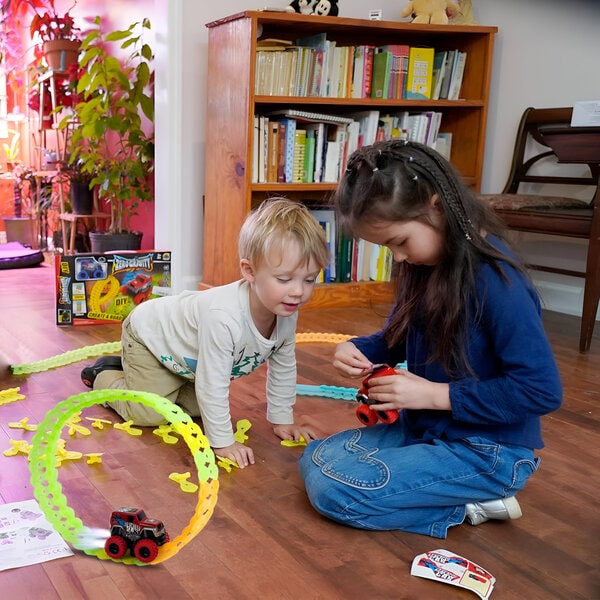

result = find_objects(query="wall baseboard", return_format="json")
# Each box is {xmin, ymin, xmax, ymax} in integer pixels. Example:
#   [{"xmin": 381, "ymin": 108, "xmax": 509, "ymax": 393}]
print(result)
[{"xmin": 531, "ymin": 272, "xmax": 599, "ymax": 320}]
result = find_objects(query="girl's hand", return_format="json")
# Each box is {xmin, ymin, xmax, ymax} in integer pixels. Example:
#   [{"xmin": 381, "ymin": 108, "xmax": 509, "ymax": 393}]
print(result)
[
  {"xmin": 273, "ymin": 423, "xmax": 321, "ymax": 444},
  {"xmin": 365, "ymin": 369, "xmax": 451, "ymax": 411},
  {"xmin": 213, "ymin": 441, "xmax": 255, "ymax": 468},
  {"xmin": 333, "ymin": 342, "xmax": 374, "ymax": 377}
]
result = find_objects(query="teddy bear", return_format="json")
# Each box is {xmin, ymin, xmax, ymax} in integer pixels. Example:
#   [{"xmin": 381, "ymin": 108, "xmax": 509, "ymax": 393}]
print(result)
[
  {"xmin": 401, "ymin": 0, "xmax": 460, "ymax": 24},
  {"xmin": 286, "ymin": 0, "xmax": 317, "ymax": 14}
]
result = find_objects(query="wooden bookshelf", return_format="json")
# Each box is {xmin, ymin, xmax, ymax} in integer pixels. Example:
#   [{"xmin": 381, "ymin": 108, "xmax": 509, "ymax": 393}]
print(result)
[{"xmin": 202, "ymin": 11, "xmax": 497, "ymax": 307}]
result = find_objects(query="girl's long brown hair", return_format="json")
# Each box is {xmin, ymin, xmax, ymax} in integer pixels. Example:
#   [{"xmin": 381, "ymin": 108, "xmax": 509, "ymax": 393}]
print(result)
[{"xmin": 335, "ymin": 140, "xmax": 528, "ymax": 375}]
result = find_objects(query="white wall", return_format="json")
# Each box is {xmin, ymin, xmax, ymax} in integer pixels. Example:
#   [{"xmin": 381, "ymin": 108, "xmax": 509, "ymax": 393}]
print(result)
[{"xmin": 156, "ymin": 0, "xmax": 600, "ymax": 318}]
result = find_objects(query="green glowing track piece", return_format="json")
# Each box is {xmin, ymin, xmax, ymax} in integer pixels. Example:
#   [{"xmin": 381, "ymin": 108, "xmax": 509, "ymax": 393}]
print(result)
[
  {"xmin": 11, "ymin": 342, "xmax": 122, "ymax": 375},
  {"xmin": 29, "ymin": 390, "xmax": 219, "ymax": 566}
]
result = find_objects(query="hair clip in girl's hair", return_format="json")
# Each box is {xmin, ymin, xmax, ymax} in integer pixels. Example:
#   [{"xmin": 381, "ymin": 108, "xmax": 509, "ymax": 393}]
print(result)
[
  {"xmin": 373, "ymin": 167, "xmax": 379, "ymax": 172},
  {"xmin": 412, "ymin": 174, "xmax": 418, "ymax": 181}
]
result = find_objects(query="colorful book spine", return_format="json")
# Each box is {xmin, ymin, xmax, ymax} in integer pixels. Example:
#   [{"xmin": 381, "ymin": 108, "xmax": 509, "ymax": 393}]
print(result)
[
  {"xmin": 292, "ymin": 128, "xmax": 307, "ymax": 183},
  {"xmin": 273, "ymin": 117, "xmax": 297, "ymax": 183},
  {"xmin": 362, "ymin": 45, "xmax": 375, "ymax": 98},
  {"xmin": 370, "ymin": 49, "xmax": 392, "ymax": 99},
  {"xmin": 267, "ymin": 120, "xmax": 279, "ymax": 183},
  {"xmin": 405, "ymin": 46, "xmax": 435, "ymax": 100}
]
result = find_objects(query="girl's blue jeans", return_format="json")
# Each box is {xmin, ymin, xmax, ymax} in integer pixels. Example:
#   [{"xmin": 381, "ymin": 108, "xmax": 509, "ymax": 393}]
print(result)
[{"xmin": 298, "ymin": 420, "xmax": 539, "ymax": 538}]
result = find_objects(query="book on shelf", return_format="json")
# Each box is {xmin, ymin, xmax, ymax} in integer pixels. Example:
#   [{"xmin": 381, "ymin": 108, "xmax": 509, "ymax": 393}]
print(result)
[
  {"xmin": 252, "ymin": 115, "xmax": 259, "ymax": 183},
  {"xmin": 371, "ymin": 49, "xmax": 392, "ymax": 99},
  {"xmin": 292, "ymin": 128, "xmax": 307, "ymax": 183},
  {"xmin": 380, "ymin": 44, "xmax": 409, "ymax": 100},
  {"xmin": 267, "ymin": 120, "xmax": 279, "ymax": 183},
  {"xmin": 267, "ymin": 108, "xmax": 355, "ymax": 125},
  {"xmin": 438, "ymin": 49, "xmax": 457, "ymax": 100},
  {"xmin": 257, "ymin": 115, "xmax": 267, "ymax": 183},
  {"xmin": 405, "ymin": 46, "xmax": 435, "ymax": 100},
  {"xmin": 343, "ymin": 45, "xmax": 356, "ymax": 98},
  {"xmin": 351, "ymin": 45, "xmax": 366, "ymax": 99},
  {"xmin": 369, "ymin": 245, "xmax": 393, "ymax": 281},
  {"xmin": 431, "ymin": 50, "xmax": 447, "ymax": 100},
  {"xmin": 256, "ymin": 38, "xmax": 293, "ymax": 51},
  {"xmin": 362, "ymin": 45, "xmax": 375, "ymax": 98},
  {"xmin": 276, "ymin": 119, "xmax": 287, "ymax": 183},
  {"xmin": 336, "ymin": 230, "xmax": 353, "ymax": 283},
  {"xmin": 323, "ymin": 124, "xmax": 347, "ymax": 183},
  {"xmin": 306, "ymin": 121, "xmax": 326, "ymax": 183},
  {"xmin": 348, "ymin": 110, "xmax": 380, "ymax": 147},
  {"xmin": 308, "ymin": 208, "xmax": 337, "ymax": 281},
  {"xmin": 304, "ymin": 128, "xmax": 316, "ymax": 184},
  {"xmin": 434, "ymin": 132, "xmax": 453, "ymax": 160},
  {"xmin": 271, "ymin": 116, "xmax": 297, "ymax": 183},
  {"xmin": 346, "ymin": 120, "xmax": 361, "ymax": 161},
  {"xmin": 296, "ymin": 32, "xmax": 328, "ymax": 96},
  {"xmin": 447, "ymin": 51, "xmax": 467, "ymax": 100}
]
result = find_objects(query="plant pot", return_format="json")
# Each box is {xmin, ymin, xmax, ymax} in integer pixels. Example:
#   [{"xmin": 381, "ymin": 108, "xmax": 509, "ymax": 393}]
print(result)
[
  {"xmin": 70, "ymin": 182, "xmax": 94, "ymax": 215},
  {"xmin": 89, "ymin": 231, "xmax": 143, "ymax": 253},
  {"xmin": 43, "ymin": 39, "xmax": 81, "ymax": 71},
  {"xmin": 3, "ymin": 217, "xmax": 38, "ymax": 248}
]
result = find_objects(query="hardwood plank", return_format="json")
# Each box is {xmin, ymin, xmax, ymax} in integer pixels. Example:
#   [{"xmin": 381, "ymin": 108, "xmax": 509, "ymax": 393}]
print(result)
[{"xmin": 0, "ymin": 260, "xmax": 599, "ymax": 599}]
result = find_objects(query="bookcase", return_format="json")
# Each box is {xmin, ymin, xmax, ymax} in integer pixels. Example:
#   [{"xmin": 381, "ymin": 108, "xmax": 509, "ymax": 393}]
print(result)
[{"xmin": 202, "ymin": 11, "xmax": 497, "ymax": 309}]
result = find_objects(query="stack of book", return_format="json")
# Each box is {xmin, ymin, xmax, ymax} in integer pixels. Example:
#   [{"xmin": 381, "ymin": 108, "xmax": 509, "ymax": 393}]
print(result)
[
  {"xmin": 252, "ymin": 108, "xmax": 452, "ymax": 184},
  {"xmin": 254, "ymin": 33, "xmax": 468, "ymax": 101},
  {"xmin": 308, "ymin": 208, "xmax": 394, "ymax": 284}
]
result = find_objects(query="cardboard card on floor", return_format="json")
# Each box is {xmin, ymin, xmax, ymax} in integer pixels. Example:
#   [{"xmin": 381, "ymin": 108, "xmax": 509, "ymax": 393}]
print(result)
[{"xmin": 411, "ymin": 549, "xmax": 495, "ymax": 599}]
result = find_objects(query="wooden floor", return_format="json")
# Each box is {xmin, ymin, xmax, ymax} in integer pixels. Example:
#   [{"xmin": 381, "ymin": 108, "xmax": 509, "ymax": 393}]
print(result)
[{"xmin": 0, "ymin": 260, "xmax": 598, "ymax": 600}]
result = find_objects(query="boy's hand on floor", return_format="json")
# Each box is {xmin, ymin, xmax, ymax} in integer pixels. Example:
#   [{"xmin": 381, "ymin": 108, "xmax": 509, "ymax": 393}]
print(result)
[{"xmin": 213, "ymin": 441, "xmax": 255, "ymax": 468}]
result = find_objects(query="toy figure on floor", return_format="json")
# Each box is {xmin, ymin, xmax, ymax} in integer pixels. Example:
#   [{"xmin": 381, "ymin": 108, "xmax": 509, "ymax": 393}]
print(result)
[
  {"xmin": 298, "ymin": 140, "xmax": 563, "ymax": 538},
  {"xmin": 80, "ymin": 199, "xmax": 329, "ymax": 469}
]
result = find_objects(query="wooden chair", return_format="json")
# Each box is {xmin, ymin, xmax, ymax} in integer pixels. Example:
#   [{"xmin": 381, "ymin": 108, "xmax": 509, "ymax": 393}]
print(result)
[{"xmin": 479, "ymin": 106, "xmax": 599, "ymax": 352}]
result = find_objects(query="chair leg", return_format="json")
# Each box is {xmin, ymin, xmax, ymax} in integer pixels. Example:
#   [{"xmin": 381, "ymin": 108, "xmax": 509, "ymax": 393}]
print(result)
[{"xmin": 579, "ymin": 202, "xmax": 600, "ymax": 352}]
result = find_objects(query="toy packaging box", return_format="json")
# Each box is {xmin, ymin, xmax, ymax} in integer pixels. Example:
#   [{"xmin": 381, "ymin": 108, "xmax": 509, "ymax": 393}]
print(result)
[{"xmin": 55, "ymin": 251, "xmax": 172, "ymax": 326}]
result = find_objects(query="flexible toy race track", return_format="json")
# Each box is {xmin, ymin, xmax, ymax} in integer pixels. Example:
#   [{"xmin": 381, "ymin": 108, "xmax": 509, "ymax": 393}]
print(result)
[
  {"xmin": 29, "ymin": 390, "xmax": 219, "ymax": 565},
  {"xmin": 11, "ymin": 333, "xmax": 354, "ymax": 375}
]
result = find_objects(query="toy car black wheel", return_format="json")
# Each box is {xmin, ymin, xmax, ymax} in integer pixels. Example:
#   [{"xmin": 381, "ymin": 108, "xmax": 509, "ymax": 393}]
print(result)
[
  {"xmin": 134, "ymin": 538, "xmax": 159, "ymax": 563},
  {"xmin": 356, "ymin": 403, "xmax": 379, "ymax": 426},
  {"xmin": 377, "ymin": 409, "xmax": 399, "ymax": 424},
  {"xmin": 105, "ymin": 535, "xmax": 128, "ymax": 559}
]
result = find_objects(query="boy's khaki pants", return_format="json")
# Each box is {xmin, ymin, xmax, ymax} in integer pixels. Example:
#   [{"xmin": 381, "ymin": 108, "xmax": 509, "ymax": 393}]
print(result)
[{"xmin": 94, "ymin": 315, "xmax": 200, "ymax": 426}]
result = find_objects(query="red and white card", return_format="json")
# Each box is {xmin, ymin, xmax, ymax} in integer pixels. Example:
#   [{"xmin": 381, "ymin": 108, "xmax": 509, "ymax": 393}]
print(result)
[{"xmin": 411, "ymin": 549, "xmax": 495, "ymax": 599}]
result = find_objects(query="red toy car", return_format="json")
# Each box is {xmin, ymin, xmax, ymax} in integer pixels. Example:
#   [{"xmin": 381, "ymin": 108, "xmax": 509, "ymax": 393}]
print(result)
[
  {"xmin": 121, "ymin": 273, "xmax": 153, "ymax": 305},
  {"xmin": 355, "ymin": 364, "xmax": 400, "ymax": 426},
  {"xmin": 104, "ymin": 507, "xmax": 169, "ymax": 563}
]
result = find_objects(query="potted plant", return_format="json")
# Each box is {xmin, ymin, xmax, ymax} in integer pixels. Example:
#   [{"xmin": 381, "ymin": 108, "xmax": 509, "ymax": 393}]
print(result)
[
  {"xmin": 3, "ymin": 164, "xmax": 39, "ymax": 246},
  {"xmin": 60, "ymin": 16, "xmax": 154, "ymax": 252},
  {"xmin": 28, "ymin": 0, "xmax": 81, "ymax": 70},
  {"xmin": 1, "ymin": 0, "xmax": 81, "ymax": 71},
  {"xmin": 58, "ymin": 159, "xmax": 94, "ymax": 214}
]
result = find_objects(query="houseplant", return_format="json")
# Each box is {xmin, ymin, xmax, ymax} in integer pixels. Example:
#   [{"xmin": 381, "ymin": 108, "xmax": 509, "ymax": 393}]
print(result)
[
  {"xmin": 28, "ymin": 0, "xmax": 81, "ymax": 70},
  {"xmin": 60, "ymin": 16, "xmax": 154, "ymax": 252},
  {"xmin": 59, "ymin": 158, "xmax": 94, "ymax": 214},
  {"xmin": 1, "ymin": 0, "xmax": 81, "ymax": 71}
]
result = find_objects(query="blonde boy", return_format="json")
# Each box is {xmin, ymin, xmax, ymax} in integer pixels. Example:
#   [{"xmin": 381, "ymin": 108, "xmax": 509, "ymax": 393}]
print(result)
[{"xmin": 82, "ymin": 199, "xmax": 329, "ymax": 467}]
